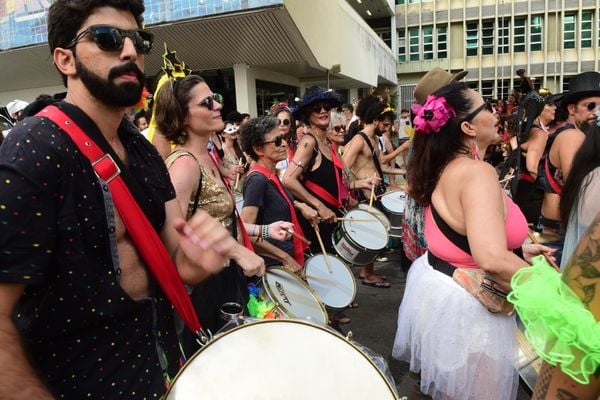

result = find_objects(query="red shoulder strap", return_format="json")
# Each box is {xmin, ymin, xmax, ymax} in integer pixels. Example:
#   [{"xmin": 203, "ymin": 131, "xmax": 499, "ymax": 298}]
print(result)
[{"xmin": 37, "ymin": 106, "xmax": 203, "ymax": 335}]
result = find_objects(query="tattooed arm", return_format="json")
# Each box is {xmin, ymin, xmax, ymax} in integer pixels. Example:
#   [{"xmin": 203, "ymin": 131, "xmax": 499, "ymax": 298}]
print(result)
[{"xmin": 532, "ymin": 211, "xmax": 600, "ymax": 400}]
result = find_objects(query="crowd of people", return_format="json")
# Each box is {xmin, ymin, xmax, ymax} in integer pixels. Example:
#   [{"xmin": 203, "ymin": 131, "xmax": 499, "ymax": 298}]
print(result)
[{"xmin": 0, "ymin": 1, "xmax": 599, "ymax": 399}]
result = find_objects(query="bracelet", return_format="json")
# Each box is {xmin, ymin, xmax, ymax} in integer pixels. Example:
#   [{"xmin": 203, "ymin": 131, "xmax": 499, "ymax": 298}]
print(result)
[{"xmin": 261, "ymin": 224, "xmax": 271, "ymax": 240}]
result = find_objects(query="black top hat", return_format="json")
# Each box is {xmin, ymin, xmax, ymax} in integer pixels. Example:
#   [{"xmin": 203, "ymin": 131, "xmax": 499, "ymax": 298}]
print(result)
[
  {"xmin": 291, "ymin": 86, "xmax": 342, "ymax": 121},
  {"xmin": 561, "ymin": 71, "xmax": 600, "ymax": 107}
]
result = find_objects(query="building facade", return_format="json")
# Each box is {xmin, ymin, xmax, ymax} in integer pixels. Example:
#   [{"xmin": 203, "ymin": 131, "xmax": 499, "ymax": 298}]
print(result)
[
  {"xmin": 393, "ymin": 0, "xmax": 600, "ymax": 110},
  {"xmin": 0, "ymin": 0, "xmax": 396, "ymax": 116}
]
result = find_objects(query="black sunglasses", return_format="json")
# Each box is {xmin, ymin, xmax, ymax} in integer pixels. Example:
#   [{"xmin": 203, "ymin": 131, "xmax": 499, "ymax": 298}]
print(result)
[
  {"xmin": 309, "ymin": 102, "xmax": 334, "ymax": 114},
  {"xmin": 278, "ymin": 118, "xmax": 290, "ymax": 126},
  {"xmin": 332, "ymin": 125, "xmax": 346, "ymax": 133},
  {"xmin": 462, "ymin": 100, "xmax": 494, "ymax": 122},
  {"xmin": 199, "ymin": 94, "xmax": 222, "ymax": 111},
  {"xmin": 67, "ymin": 25, "xmax": 153, "ymax": 54},
  {"xmin": 262, "ymin": 134, "xmax": 286, "ymax": 147},
  {"xmin": 580, "ymin": 101, "xmax": 599, "ymax": 111}
]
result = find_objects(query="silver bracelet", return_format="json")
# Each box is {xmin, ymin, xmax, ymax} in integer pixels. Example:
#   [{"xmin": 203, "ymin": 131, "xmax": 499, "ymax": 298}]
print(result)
[{"xmin": 261, "ymin": 224, "xmax": 271, "ymax": 240}]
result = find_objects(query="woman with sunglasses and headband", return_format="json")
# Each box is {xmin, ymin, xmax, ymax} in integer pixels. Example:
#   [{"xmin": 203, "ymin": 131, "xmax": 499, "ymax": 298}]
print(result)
[
  {"xmin": 153, "ymin": 75, "xmax": 293, "ymax": 355},
  {"xmin": 273, "ymin": 107, "xmax": 297, "ymax": 178},
  {"xmin": 392, "ymin": 82, "xmax": 553, "ymax": 400},
  {"xmin": 240, "ymin": 117, "xmax": 319, "ymax": 273}
]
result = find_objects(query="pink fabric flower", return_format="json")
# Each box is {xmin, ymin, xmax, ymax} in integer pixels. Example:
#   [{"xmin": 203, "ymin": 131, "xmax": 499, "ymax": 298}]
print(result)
[{"xmin": 411, "ymin": 95, "xmax": 456, "ymax": 134}]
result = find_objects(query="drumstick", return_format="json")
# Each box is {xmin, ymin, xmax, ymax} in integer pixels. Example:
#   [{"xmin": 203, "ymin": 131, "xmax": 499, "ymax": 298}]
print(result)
[
  {"xmin": 234, "ymin": 158, "xmax": 243, "ymax": 191},
  {"xmin": 527, "ymin": 230, "xmax": 560, "ymax": 271},
  {"xmin": 313, "ymin": 225, "xmax": 333, "ymax": 273},
  {"xmin": 368, "ymin": 173, "xmax": 376, "ymax": 212},
  {"xmin": 286, "ymin": 228, "xmax": 311, "ymax": 245},
  {"xmin": 336, "ymin": 217, "xmax": 377, "ymax": 222}
]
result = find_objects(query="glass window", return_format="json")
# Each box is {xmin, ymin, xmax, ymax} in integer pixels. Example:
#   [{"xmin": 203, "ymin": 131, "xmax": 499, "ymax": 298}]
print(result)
[
  {"xmin": 530, "ymin": 15, "xmax": 543, "ymax": 51},
  {"xmin": 377, "ymin": 30, "xmax": 392, "ymax": 49},
  {"xmin": 466, "ymin": 22, "xmax": 478, "ymax": 56},
  {"xmin": 398, "ymin": 29, "xmax": 407, "ymax": 63},
  {"xmin": 513, "ymin": 18, "xmax": 526, "ymax": 52},
  {"xmin": 581, "ymin": 11, "xmax": 593, "ymax": 48},
  {"xmin": 437, "ymin": 25, "xmax": 448, "ymax": 59},
  {"xmin": 480, "ymin": 80, "xmax": 494, "ymax": 99},
  {"xmin": 409, "ymin": 27, "xmax": 420, "ymax": 61},
  {"xmin": 564, "ymin": 14, "xmax": 576, "ymax": 49},
  {"xmin": 481, "ymin": 20, "xmax": 494, "ymax": 55},
  {"xmin": 498, "ymin": 18, "xmax": 510, "ymax": 54},
  {"xmin": 423, "ymin": 26, "xmax": 434, "ymax": 60}
]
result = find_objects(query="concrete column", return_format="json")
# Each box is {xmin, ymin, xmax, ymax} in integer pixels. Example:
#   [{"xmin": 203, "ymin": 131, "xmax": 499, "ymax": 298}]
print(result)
[{"xmin": 233, "ymin": 63, "xmax": 257, "ymax": 116}]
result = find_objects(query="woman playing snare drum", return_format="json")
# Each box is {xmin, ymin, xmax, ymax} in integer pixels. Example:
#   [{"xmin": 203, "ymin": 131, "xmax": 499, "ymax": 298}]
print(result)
[{"xmin": 239, "ymin": 116, "xmax": 319, "ymax": 273}]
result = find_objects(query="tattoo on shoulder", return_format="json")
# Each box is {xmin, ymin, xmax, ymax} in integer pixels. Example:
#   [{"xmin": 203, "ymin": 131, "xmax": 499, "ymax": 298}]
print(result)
[
  {"xmin": 304, "ymin": 142, "xmax": 308, "ymax": 149},
  {"xmin": 564, "ymin": 211, "xmax": 600, "ymax": 307}
]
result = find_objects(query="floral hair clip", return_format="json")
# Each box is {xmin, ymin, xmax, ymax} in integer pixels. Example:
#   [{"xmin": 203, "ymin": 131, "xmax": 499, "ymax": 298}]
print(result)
[{"xmin": 411, "ymin": 95, "xmax": 456, "ymax": 134}]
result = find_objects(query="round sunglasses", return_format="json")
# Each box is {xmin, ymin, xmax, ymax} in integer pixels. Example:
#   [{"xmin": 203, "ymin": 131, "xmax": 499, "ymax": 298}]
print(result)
[
  {"xmin": 332, "ymin": 125, "xmax": 346, "ymax": 133},
  {"xmin": 278, "ymin": 118, "xmax": 291, "ymax": 126},
  {"xmin": 67, "ymin": 24, "xmax": 153, "ymax": 54},
  {"xmin": 262, "ymin": 134, "xmax": 286, "ymax": 147}
]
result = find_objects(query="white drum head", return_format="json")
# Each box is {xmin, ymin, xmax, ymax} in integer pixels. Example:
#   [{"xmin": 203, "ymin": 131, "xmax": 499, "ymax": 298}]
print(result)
[
  {"xmin": 262, "ymin": 267, "xmax": 327, "ymax": 324},
  {"xmin": 166, "ymin": 320, "xmax": 399, "ymax": 400},
  {"xmin": 381, "ymin": 191, "xmax": 406, "ymax": 214},
  {"xmin": 342, "ymin": 209, "xmax": 388, "ymax": 250},
  {"xmin": 357, "ymin": 203, "xmax": 391, "ymax": 231},
  {"xmin": 305, "ymin": 254, "xmax": 356, "ymax": 309}
]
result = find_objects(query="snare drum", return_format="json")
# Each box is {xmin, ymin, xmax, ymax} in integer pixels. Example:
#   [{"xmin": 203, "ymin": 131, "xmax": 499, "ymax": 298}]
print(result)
[
  {"xmin": 304, "ymin": 254, "xmax": 356, "ymax": 309},
  {"xmin": 380, "ymin": 191, "xmax": 406, "ymax": 238},
  {"xmin": 332, "ymin": 209, "xmax": 388, "ymax": 265},
  {"xmin": 357, "ymin": 203, "xmax": 391, "ymax": 231},
  {"xmin": 262, "ymin": 267, "xmax": 328, "ymax": 324},
  {"xmin": 165, "ymin": 319, "xmax": 400, "ymax": 399}
]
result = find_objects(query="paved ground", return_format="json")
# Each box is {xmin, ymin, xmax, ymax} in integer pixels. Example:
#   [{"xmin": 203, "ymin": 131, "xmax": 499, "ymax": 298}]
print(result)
[{"xmin": 336, "ymin": 247, "xmax": 533, "ymax": 399}]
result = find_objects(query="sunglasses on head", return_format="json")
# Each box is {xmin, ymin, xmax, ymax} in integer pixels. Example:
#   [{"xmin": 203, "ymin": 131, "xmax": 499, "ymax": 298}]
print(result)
[
  {"xmin": 462, "ymin": 100, "xmax": 494, "ymax": 122},
  {"xmin": 309, "ymin": 102, "xmax": 334, "ymax": 114},
  {"xmin": 67, "ymin": 25, "xmax": 153, "ymax": 54},
  {"xmin": 278, "ymin": 118, "xmax": 290, "ymax": 126},
  {"xmin": 199, "ymin": 94, "xmax": 221, "ymax": 111},
  {"xmin": 262, "ymin": 134, "xmax": 286, "ymax": 147},
  {"xmin": 332, "ymin": 125, "xmax": 346, "ymax": 133}
]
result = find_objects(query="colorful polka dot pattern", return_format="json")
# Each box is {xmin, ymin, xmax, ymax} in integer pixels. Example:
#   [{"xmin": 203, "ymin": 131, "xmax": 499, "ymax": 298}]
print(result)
[{"xmin": 0, "ymin": 104, "xmax": 180, "ymax": 398}]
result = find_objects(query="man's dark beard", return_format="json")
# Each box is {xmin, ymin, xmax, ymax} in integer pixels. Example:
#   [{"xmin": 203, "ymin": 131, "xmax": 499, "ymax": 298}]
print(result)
[{"xmin": 76, "ymin": 59, "xmax": 145, "ymax": 107}]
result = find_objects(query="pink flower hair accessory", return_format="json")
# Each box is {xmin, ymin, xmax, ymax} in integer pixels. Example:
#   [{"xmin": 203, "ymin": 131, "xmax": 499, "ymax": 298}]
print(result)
[{"xmin": 411, "ymin": 95, "xmax": 456, "ymax": 134}]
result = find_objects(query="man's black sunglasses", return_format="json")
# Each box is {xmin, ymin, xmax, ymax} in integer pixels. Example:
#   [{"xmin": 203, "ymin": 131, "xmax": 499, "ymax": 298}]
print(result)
[
  {"xmin": 462, "ymin": 100, "xmax": 494, "ymax": 122},
  {"xmin": 262, "ymin": 134, "xmax": 286, "ymax": 147},
  {"xmin": 309, "ymin": 102, "xmax": 334, "ymax": 114},
  {"xmin": 581, "ymin": 101, "xmax": 599, "ymax": 111},
  {"xmin": 67, "ymin": 25, "xmax": 153, "ymax": 54}
]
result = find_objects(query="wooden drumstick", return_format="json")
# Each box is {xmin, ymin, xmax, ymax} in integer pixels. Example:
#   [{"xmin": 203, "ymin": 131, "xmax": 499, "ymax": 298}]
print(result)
[
  {"xmin": 234, "ymin": 158, "xmax": 243, "ymax": 191},
  {"xmin": 286, "ymin": 229, "xmax": 311, "ymax": 245},
  {"xmin": 527, "ymin": 230, "xmax": 560, "ymax": 271},
  {"xmin": 368, "ymin": 173, "xmax": 376, "ymax": 212},
  {"xmin": 313, "ymin": 225, "xmax": 333, "ymax": 273}
]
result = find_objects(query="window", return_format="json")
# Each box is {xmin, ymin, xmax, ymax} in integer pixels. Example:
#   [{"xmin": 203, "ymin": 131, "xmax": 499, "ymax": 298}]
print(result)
[
  {"xmin": 466, "ymin": 22, "xmax": 478, "ymax": 56},
  {"xmin": 398, "ymin": 29, "xmax": 406, "ymax": 62},
  {"xmin": 530, "ymin": 15, "xmax": 543, "ymax": 51},
  {"xmin": 581, "ymin": 11, "xmax": 593, "ymax": 48},
  {"xmin": 498, "ymin": 17, "xmax": 510, "ymax": 54},
  {"xmin": 481, "ymin": 20, "xmax": 494, "ymax": 55},
  {"xmin": 437, "ymin": 25, "xmax": 447, "ymax": 59},
  {"xmin": 377, "ymin": 30, "xmax": 392, "ymax": 49},
  {"xmin": 423, "ymin": 26, "xmax": 434, "ymax": 60},
  {"xmin": 480, "ymin": 81, "xmax": 494, "ymax": 99},
  {"xmin": 409, "ymin": 27, "xmax": 420, "ymax": 61},
  {"xmin": 564, "ymin": 14, "xmax": 576, "ymax": 49},
  {"xmin": 513, "ymin": 18, "xmax": 526, "ymax": 52},
  {"xmin": 497, "ymin": 79, "xmax": 511, "ymax": 100}
]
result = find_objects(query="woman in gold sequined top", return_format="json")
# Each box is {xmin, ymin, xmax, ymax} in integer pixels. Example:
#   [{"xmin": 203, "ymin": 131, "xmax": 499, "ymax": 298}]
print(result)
[{"xmin": 153, "ymin": 75, "xmax": 293, "ymax": 356}]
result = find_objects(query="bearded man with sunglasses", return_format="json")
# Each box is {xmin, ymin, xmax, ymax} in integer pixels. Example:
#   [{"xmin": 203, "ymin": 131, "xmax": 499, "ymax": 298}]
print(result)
[
  {"xmin": 536, "ymin": 71, "xmax": 600, "ymax": 261},
  {"xmin": 0, "ymin": 1, "xmax": 242, "ymax": 399}
]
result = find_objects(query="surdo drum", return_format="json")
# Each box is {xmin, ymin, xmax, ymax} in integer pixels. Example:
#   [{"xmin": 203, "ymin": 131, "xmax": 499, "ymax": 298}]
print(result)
[
  {"xmin": 332, "ymin": 208, "xmax": 388, "ymax": 265},
  {"xmin": 165, "ymin": 319, "xmax": 400, "ymax": 399}
]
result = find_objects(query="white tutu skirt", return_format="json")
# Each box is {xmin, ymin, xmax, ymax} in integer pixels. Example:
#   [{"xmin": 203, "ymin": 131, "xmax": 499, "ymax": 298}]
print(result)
[{"xmin": 392, "ymin": 254, "xmax": 518, "ymax": 400}]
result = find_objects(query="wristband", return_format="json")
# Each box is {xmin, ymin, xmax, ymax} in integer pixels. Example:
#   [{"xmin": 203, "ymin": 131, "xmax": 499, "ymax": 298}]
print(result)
[{"xmin": 261, "ymin": 224, "xmax": 271, "ymax": 240}]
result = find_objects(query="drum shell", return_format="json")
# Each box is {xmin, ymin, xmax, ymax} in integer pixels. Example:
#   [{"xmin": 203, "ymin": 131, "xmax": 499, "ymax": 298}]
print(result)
[
  {"xmin": 380, "ymin": 191, "xmax": 406, "ymax": 238},
  {"xmin": 165, "ymin": 319, "xmax": 400, "ymax": 400},
  {"xmin": 332, "ymin": 226, "xmax": 379, "ymax": 265},
  {"xmin": 331, "ymin": 209, "xmax": 388, "ymax": 266}
]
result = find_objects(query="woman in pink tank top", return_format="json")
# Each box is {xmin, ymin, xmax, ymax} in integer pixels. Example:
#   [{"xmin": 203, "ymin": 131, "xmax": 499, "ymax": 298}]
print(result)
[{"xmin": 392, "ymin": 82, "xmax": 555, "ymax": 400}]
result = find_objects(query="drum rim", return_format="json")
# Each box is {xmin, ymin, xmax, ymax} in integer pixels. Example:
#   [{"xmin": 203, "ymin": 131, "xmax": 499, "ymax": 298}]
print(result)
[
  {"xmin": 262, "ymin": 266, "xmax": 328, "ymax": 323},
  {"xmin": 165, "ymin": 319, "xmax": 400, "ymax": 399},
  {"xmin": 304, "ymin": 253, "xmax": 357, "ymax": 308}
]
